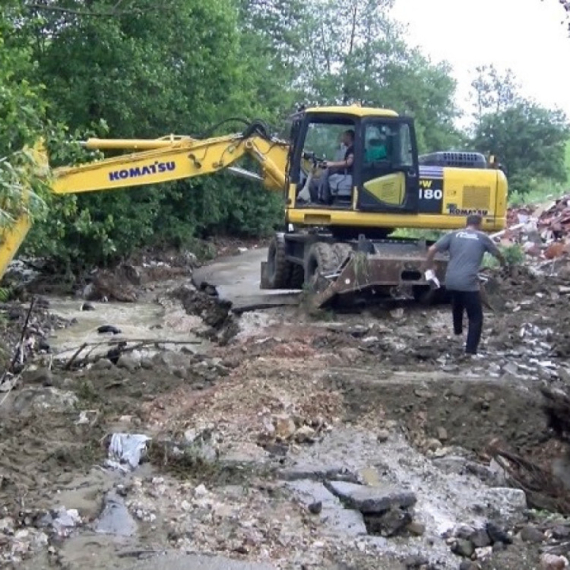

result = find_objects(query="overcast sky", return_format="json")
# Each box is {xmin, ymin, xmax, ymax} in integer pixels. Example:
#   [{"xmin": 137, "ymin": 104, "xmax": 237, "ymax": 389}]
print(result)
[{"xmin": 391, "ymin": 0, "xmax": 570, "ymax": 124}]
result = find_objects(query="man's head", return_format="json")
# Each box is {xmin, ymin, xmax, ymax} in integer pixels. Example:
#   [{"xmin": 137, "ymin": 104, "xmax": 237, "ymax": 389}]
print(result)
[
  {"xmin": 466, "ymin": 214, "xmax": 483, "ymax": 229},
  {"xmin": 342, "ymin": 129, "xmax": 355, "ymax": 146}
]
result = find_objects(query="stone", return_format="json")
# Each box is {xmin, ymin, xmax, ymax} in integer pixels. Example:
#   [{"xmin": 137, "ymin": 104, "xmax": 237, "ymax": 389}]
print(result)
[
  {"xmin": 552, "ymin": 525, "xmax": 570, "ymax": 539},
  {"xmin": 13, "ymin": 388, "xmax": 78, "ymax": 415},
  {"xmin": 520, "ymin": 525, "xmax": 544, "ymax": 543},
  {"xmin": 26, "ymin": 367, "xmax": 53, "ymax": 386},
  {"xmin": 437, "ymin": 427, "xmax": 448, "ymax": 441},
  {"xmin": 485, "ymin": 521, "xmax": 512, "ymax": 544},
  {"xmin": 452, "ymin": 539, "xmax": 475, "ymax": 558},
  {"xmin": 540, "ymin": 553, "xmax": 569, "ymax": 570},
  {"xmin": 125, "ymin": 553, "xmax": 277, "ymax": 570},
  {"xmin": 140, "ymin": 357, "xmax": 153, "ymax": 370},
  {"xmin": 459, "ymin": 562, "xmax": 478, "ymax": 570},
  {"xmin": 94, "ymin": 492, "xmax": 138, "ymax": 537},
  {"xmin": 277, "ymin": 464, "xmax": 359, "ymax": 483},
  {"xmin": 92, "ymin": 358, "xmax": 113, "ymax": 370},
  {"xmin": 475, "ymin": 546, "xmax": 493, "ymax": 560},
  {"xmin": 365, "ymin": 507, "xmax": 411, "ymax": 537},
  {"xmin": 285, "ymin": 480, "xmax": 367, "ymax": 536},
  {"xmin": 325, "ymin": 480, "xmax": 417, "ymax": 513},
  {"xmin": 308, "ymin": 501, "xmax": 322, "ymax": 514},
  {"xmin": 404, "ymin": 554, "xmax": 429, "ymax": 568},
  {"xmin": 469, "ymin": 528, "xmax": 491, "ymax": 548},
  {"xmin": 426, "ymin": 438, "xmax": 443, "ymax": 452},
  {"xmin": 483, "ymin": 488, "xmax": 527, "ymax": 518},
  {"xmin": 294, "ymin": 425, "xmax": 316, "ymax": 443},
  {"xmin": 273, "ymin": 415, "xmax": 296, "ymax": 440},
  {"xmin": 377, "ymin": 429, "xmax": 390, "ymax": 443},
  {"xmin": 407, "ymin": 521, "xmax": 426, "ymax": 536},
  {"xmin": 117, "ymin": 351, "xmax": 142, "ymax": 372}
]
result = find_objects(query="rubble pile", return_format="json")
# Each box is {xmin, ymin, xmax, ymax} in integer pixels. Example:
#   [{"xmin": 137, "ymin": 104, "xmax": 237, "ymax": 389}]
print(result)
[{"xmin": 502, "ymin": 195, "xmax": 570, "ymax": 262}]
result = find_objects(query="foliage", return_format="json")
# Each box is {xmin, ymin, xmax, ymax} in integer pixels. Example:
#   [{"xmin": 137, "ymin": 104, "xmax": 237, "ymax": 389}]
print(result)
[{"xmin": 470, "ymin": 65, "xmax": 569, "ymax": 196}]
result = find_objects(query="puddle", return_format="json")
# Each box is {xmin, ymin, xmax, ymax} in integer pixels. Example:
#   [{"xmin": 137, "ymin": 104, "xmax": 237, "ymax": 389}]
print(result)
[{"xmin": 46, "ymin": 297, "xmax": 209, "ymax": 359}]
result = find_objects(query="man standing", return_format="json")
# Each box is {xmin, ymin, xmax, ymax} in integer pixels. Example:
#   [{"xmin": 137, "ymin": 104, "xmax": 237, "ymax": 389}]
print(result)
[{"xmin": 424, "ymin": 214, "xmax": 505, "ymax": 356}]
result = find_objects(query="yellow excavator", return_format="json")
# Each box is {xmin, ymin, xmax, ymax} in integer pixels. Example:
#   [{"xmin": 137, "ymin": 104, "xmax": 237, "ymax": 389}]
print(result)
[{"xmin": 1, "ymin": 104, "xmax": 508, "ymax": 306}]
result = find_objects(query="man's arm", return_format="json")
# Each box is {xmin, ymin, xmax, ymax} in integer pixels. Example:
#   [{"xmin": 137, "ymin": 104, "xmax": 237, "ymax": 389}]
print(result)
[
  {"xmin": 423, "ymin": 233, "xmax": 452, "ymax": 270},
  {"xmin": 323, "ymin": 151, "xmax": 354, "ymax": 170},
  {"xmin": 483, "ymin": 235, "xmax": 506, "ymax": 266}
]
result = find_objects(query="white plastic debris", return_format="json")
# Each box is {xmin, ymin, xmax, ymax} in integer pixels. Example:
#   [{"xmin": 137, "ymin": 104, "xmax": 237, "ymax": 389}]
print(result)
[
  {"xmin": 47, "ymin": 507, "xmax": 82, "ymax": 537},
  {"xmin": 424, "ymin": 269, "xmax": 441, "ymax": 288},
  {"xmin": 107, "ymin": 433, "xmax": 151, "ymax": 471}
]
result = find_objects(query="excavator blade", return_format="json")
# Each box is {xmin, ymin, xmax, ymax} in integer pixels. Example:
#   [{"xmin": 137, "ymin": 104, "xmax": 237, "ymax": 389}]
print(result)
[{"xmin": 311, "ymin": 248, "xmax": 448, "ymax": 308}]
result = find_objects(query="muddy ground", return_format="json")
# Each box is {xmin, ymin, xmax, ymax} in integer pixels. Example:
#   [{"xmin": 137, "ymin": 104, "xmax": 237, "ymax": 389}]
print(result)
[{"xmin": 0, "ymin": 249, "xmax": 570, "ymax": 570}]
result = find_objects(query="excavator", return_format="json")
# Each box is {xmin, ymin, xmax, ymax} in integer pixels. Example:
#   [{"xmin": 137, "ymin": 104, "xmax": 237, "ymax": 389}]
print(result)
[{"xmin": 1, "ymin": 104, "xmax": 508, "ymax": 307}]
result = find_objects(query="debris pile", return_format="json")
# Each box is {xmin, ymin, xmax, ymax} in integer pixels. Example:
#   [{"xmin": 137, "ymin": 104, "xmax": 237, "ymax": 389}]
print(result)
[{"xmin": 502, "ymin": 195, "xmax": 570, "ymax": 262}]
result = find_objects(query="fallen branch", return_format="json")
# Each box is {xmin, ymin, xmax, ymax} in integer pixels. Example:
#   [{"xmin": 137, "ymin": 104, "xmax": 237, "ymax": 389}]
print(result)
[
  {"xmin": 61, "ymin": 337, "xmax": 201, "ymax": 369},
  {"xmin": 0, "ymin": 297, "xmax": 35, "ymax": 386}
]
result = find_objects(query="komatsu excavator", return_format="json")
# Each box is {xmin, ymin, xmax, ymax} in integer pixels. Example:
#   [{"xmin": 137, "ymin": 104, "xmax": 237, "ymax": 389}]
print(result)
[{"xmin": 1, "ymin": 104, "xmax": 508, "ymax": 306}]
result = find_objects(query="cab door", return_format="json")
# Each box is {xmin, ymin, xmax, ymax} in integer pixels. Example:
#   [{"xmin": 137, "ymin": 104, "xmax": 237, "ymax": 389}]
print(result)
[{"xmin": 356, "ymin": 117, "xmax": 420, "ymax": 214}]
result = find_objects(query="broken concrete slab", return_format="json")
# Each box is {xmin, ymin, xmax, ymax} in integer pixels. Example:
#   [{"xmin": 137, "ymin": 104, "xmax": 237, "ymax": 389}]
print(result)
[
  {"xmin": 277, "ymin": 464, "xmax": 359, "ymax": 483},
  {"xmin": 94, "ymin": 492, "xmax": 137, "ymax": 537},
  {"xmin": 126, "ymin": 553, "xmax": 277, "ymax": 570},
  {"xmin": 324, "ymin": 480, "xmax": 417, "ymax": 513},
  {"xmin": 285, "ymin": 479, "xmax": 368, "ymax": 536}
]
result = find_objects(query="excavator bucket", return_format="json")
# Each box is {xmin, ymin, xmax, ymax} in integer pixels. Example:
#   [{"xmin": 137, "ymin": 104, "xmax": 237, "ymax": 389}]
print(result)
[{"xmin": 308, "ymin": 242, "xmax": 448, "ymax": 309}]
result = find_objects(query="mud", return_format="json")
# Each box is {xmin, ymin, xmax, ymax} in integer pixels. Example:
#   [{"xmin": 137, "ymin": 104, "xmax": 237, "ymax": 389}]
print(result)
[{"xmin": 1, "ymin": 249, "xmax": 570, "ymax": 569}]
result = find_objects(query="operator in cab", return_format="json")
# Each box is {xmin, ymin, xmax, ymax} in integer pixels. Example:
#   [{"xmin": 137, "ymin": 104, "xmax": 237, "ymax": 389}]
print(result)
[
  {"xmin": 423, "ymin": 214, "xmax": 505, "ymax": 358},
  {"xmin": 317, "ymin": 129, "xmax": 354, "ymax": 204}
]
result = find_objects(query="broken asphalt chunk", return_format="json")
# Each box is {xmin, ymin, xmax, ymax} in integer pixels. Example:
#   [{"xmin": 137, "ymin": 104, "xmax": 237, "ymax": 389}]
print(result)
[{"xmin": 324, "ymin": 480, "xmax": 416, "ymax": 513}]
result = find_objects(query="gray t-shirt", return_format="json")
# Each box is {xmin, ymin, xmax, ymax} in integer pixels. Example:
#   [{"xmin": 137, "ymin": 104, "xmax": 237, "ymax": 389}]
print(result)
[{"xmin": 435, "ymin": 229, "xmax": 499, "ymax": 291}]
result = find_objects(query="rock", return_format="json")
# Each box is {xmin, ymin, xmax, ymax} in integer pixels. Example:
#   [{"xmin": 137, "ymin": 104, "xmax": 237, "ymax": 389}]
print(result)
[
  {"xmin": 13, "ymin": 388, "xmax": 78, "ymax": 415},
  {"xmin": 540, "ymin": 553, "xmax": 569, "ymax": 570},
  {"xmin": 452, "ymin": 539, "xmax": 475, "ymax": 558},
  {"xmin": 459, "ymin": 562, "xmax": 479, "ymax": 570},
  {"xmin": 325, "ymin": 480, "xmax": 417, "ymax": 513},
  {"xmin": 552, "ymin": 525, "xmax": 570, "ymax": 539},
  {"xmin": 141, "ymin": 357, "xmax": 153, "ymax": 370},
  {"xmin": 308, "ymin": 501, "xmax": 322, "ymax": 515},
  {"xmin": 437, "ymin": 427, "xmax": 448, "ymax": 441},
  {"xmin": 117, "ymin": 351, "xmax": 142, "ymax": 372},
  {"xmin": 80, "ymin": 302, "xmax": 95, "ymax": 311},
  {"xmin": 94, "ymin": 492, "xmax": 137, "ymax": 537},
  {"xmin": 492, "ymin": 541, "xmax": 507, "ymax": 552},
  {"xmin": 285, "ymin": 479, "xmax": 367, "ymax": 536},
  {"xmin": 294, "ymin": 425, "xmax": 316, "ymax": 443},
  {"xmin": 404, "ymin": 554, "xmax": 429, "ymax": 568},
  {"xmin": 475, "ymin": 546, "xmax": 493, "ymax": 561},
  {"xmin": 366, "ymin": 507, "xmax": 412, "ymax": 537},
  {"xmin": 483, "ymin": 488, "xmax": 527, "ymax": 518},
  {"xmin": 485, "ymin": 521, "xmax": 512, "ymax": 544},
  {"xmin": 520, "ymin": 525, "xmax": 544, "ymax": 543},
  {"xmin": 426, "ymin": 438, "xmax": 443, "ymax": 452},
  {"xmin": 273, "ymin": 415, "xmax": 296, "ymax": 440},
  {"xmin": 377, "ymin": 429, "xmax": 390, "ymax": 442},
  {"xmin": 469, "ymin": 528, "xmax": 491, "ymax": 548},
  {"xmin": 26, "ymin": 367, "xmax": 53, "ymax": 386},
  {"xmin": 97, "ymin": 325, "xmax": 122, "ymax": 334},
  {"xmin": 277, "ymin": 464, "xmax": 359, "ymax": 483},
  {"xmin": 92, "ymin": 358, "xmax": 113, "ymax": 371},
  {"xmin": 407, "ymin": 521, "xmax": 426, "ymax": 536},
  {"xmin": 125, "ymin": 553, "xmax": 277, "ymax": 570}
]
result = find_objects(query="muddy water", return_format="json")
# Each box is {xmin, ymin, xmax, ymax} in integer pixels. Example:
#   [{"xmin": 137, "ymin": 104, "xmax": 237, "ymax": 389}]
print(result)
[{"xmin": 46, "ymin": 296, "xmax": 209, "ymax": 359}]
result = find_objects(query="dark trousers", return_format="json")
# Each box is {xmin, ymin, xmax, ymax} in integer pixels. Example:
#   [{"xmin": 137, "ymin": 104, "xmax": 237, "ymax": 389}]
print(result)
[{"xmin": 449, "ymin": 290, "xmax": 483, "ymax": 354}]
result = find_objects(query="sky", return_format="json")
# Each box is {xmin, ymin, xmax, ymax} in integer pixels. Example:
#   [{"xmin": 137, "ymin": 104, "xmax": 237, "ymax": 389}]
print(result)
[{"xmin": 391, "ymin": 0, "xmax": 570, "ymax": 125}]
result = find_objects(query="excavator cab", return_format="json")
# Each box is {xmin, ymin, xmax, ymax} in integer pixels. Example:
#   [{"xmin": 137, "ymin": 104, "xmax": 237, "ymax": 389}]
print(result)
[{"xmin": 288, "ymin": 107, "xmax": 420, "ymax": 215}]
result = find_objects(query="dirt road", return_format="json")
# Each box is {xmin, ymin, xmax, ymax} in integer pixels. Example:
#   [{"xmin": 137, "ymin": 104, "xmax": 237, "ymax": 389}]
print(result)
[{"xmin": 1, "ymin": 251, "xmax": 569, "ymax": 570}]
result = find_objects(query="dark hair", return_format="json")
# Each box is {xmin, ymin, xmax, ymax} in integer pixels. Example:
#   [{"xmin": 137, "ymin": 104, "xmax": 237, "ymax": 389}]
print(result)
[
  {"xmin": 344, "ymin": 129, "xmax": 355, "ymax": 141},
  {"xmin": 466, "ymin": 214, "xmax": 482, "ymax": 227}
]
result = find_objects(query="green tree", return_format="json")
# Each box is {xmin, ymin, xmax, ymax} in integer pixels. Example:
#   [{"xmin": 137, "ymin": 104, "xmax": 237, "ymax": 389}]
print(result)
[{"xmin": 473, "ymin": 100, "xmax": 569, "ymax": 194}]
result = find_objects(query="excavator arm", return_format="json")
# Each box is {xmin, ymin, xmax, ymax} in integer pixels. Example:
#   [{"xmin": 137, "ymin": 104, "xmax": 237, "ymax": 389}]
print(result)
[
  {"xmin": 0, "ymin": 126, "xmax": 291, "ymax": 280},
  {"xmin": 53, "ymin": 132, "xmax": 290, "ymax": 194}
]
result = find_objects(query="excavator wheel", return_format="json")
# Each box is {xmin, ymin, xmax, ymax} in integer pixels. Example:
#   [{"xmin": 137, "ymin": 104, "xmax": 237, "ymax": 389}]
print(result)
[
  {"xmin": 266, "ymin": 235, "xmax": 291, "ymax": 289},
  {"xmin": 304, "ymin": 242, "xmax": 338, "ymax": 293},
  {"xmin": 331, "ymin": 242, "xmax": 354, "ymax": 266},
  {"xmin": 289, "ymin": 264, "xmax": 305, "ymax": 289}
]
